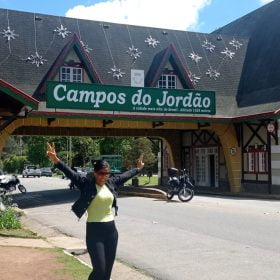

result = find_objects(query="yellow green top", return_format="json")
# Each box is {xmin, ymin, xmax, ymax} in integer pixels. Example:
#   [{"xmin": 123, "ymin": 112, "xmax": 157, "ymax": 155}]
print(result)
[{"xmin": 87, "ymin": 184, "xmax": 114, "ymax": 222}]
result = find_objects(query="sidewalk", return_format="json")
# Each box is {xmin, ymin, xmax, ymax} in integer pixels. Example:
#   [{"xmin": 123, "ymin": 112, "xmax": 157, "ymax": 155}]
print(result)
[{"xmin": 0, "ymin": 215, "xmax": 154, "ymax": 280}]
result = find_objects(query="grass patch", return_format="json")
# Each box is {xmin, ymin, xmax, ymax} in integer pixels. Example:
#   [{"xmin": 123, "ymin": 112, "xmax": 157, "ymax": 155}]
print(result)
[
  {"xmin": 125, "ymin": 175, "xmax": 159, "ymax": 187},
  {"xmin": 0, "ymin": 227, "xmax": 42, "ymax": 239},
  {"xmin": 54, "ymin": 248, "xmax": 91, "ymax": 280},
  {"xmin": 0, "ymin": 208, "xmax": 21, "ymax": 230}
]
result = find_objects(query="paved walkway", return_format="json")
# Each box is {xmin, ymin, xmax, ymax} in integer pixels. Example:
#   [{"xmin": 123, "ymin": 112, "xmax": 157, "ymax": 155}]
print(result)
[{"xmin": 0, "ymin": 214, "xmax": 154, "ymax": 280}]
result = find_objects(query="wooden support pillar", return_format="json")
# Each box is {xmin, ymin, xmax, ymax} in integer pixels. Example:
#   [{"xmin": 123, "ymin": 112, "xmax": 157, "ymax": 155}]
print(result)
[
  {"xmin": 0, "ymin": 119, "xmax": 23, "ymax": 157},
  {"xmin": 211, "ymin": 123, "xmax": 242, "ymax": 193}
]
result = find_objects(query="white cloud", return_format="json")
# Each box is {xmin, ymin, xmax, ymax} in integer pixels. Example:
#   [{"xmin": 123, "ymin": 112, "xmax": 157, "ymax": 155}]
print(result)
[
  {"xmin": 259, "ymin": 0, "xmax": 273, "ymax": 4},
  {"xmin": 66, "ymin": 0, "xmax": 211, "ymax": 31}
]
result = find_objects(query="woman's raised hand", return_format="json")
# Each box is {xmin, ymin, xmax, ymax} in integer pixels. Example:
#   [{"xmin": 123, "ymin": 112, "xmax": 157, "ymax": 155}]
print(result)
[
  {"xmin": 46, "ymin": 142, "xmax": 60, "ymax": 164},
  {"xmin": 137, "ymin": 154, "xmax": 145, "ymax": 170}
]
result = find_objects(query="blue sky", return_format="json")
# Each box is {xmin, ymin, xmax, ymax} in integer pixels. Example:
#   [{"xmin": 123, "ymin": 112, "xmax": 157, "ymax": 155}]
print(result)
[{"xmin": 0, "ymin": 0, "xmax": 273, "ymax": 32}]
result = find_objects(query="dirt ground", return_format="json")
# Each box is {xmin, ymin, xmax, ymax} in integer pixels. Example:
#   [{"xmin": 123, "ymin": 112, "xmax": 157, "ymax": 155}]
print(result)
[{"xmin": 0, "ymin": 246, "xmax": 72, "ymax": 280}]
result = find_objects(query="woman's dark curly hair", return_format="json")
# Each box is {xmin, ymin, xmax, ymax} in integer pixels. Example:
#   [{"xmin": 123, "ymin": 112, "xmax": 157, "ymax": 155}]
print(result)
[{"xmin": 92, "ymin": 160, "xmax": 110, "ymax": 172}]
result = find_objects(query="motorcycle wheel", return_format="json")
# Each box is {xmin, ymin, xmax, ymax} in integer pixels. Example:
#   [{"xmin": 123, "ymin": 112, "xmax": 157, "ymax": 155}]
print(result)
[
  {"xmin": 166, "ymin": 189, "xmax": 174, "ymax": 200},
  {"xmin": 18, "ymin": 184, "xmax": 27, "ymax": 194},
  {"xmin": 178, "ymin": 187, "xmax": 194, "ymax": 202}
]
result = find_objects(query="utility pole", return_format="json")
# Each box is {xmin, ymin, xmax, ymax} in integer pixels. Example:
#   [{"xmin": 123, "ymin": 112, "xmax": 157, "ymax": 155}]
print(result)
[{"xmin": 69, "ymin": 136, "xmax": 72, "ymax": 167}]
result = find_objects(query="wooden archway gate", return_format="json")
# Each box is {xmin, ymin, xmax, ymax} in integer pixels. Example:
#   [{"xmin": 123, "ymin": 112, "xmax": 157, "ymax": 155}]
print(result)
[{"xmin": 0, "ymin": 117, "xmax": 241, "ymax": 192}]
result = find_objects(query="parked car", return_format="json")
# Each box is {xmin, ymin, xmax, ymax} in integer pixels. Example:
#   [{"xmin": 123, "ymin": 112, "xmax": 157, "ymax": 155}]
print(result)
[
  {"xmin": 22, "ymin": 165, "xmax": 41, "ymax": 178},
  {"xmin": 40, "ymin": 167, "xmax": 52, "ymax": 177},
  {"xmin": 61, "ymin": 166, "xmax": 88, "ymax": 179}
]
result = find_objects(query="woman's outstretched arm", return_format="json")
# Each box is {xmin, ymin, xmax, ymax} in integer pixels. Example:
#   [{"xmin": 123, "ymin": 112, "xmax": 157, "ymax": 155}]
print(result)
[
  {"xmin": 111, "ymin": 154, "xmax": 145, "ymax": 187},
  {"xmin": 46, "ymin": 142, "xmax": 84, "ymax": 188}
]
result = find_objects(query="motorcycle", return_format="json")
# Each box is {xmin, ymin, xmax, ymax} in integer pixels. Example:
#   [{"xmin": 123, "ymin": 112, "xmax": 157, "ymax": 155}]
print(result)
[
  {"xmin": 166, "ymin": 168, "xmax": 195, "ymax": 202},
  {"xmin": 0, "ymin": 175, "xmax": 27, "ymax": 195}
]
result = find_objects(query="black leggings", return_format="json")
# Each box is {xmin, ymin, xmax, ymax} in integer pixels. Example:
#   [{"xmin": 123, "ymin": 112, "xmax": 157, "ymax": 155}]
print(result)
[{"xmin": 86, "ymin": 221, "xmax": 118, "ymax": 280}]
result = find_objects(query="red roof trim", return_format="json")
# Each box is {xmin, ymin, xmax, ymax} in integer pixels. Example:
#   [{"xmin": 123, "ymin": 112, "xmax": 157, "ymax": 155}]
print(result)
[
  {"xmin": 0, "ymin": 79, "xmax": 39, "ymax": 105},
  {"xmin": 35, "ymin": 33, "xmax": 102, "ymax": 95},
  {"xmin": 30, "ymin": 109, "xmax": 280, "ymax": 122},
  {"xmin": 149, "ymin": 44, "xmax": 194, "ymax": 88}
]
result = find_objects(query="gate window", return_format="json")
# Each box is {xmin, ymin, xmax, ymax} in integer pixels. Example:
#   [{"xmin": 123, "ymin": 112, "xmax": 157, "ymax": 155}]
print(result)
[
  {"xmin": 244, "ymin": 146, "xmax": 268, "ymax": 174},
  {"xmin": 60, "ymin": 66, "xmax": 83, "ymax": 83}
]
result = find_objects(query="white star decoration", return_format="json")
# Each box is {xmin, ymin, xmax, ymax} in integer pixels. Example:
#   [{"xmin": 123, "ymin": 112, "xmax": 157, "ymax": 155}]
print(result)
[
  {"xmin": 108, "ymin": 66, "xmax": 125, "ymax": 80},
  {"xmin": 189, "ymin": 52, "xmax": 203, "ymax": 63},
  {"xmin": 126, "ymin": 45, "xmax": 142, "ymax": 60},
  {"xmin": 189, "ymin": 72, "xmax": 201, "ymax": 85},
  {"xmin": 229, "ymin": 38, "xmax": 243, "ymax": 50},
  {"xmin": 145, "ymin": 36, "xmax": 160, "ymax": 48},
  {"xmin": 206, "ymin": 67, "xmax": 220, "ymax": 80},
  {"xmin": 26, "ymin": 51, "xmax": 47, "ymax": 67},
  {"xmin": 221, "ymin": 48, "xmax": 235, "ymax": 59},
  {"xmin": 1, "ymin": 26, "xmax": 18, "ymax": 41},
  {"xmin": 80, "ymin": 40, "xmax": 93, "ymax": 53},
  {"xmin": 53, "ymin": 24, "xmax": 71, "ymax": 39},
  {"xmin": 202, "ymin": 39, "xmax": 215, "ymax": 52}
]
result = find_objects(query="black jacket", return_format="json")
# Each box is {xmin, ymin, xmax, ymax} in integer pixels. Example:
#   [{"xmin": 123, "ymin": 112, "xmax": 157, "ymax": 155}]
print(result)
[{"xmin": 55, "ymin": 161, "xmax": 139, "ymax": 219}]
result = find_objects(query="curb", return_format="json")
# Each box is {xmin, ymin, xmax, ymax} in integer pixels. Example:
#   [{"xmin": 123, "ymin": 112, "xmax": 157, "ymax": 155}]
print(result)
[
  {"xmin": 119, "ymin": 186, "xmax": 167, "ymax": 200},
  {"xmin": 120, "ymin": 186, "xmax": 280, "ymax": 201},
  {"xmin": 120, "ymin": 191, "xmax": 166, "ymax": 200},
  {"xmin": 63, "ymin": 250, "xmax": 92, "ymax": 269},
  {"xmin": 196, "ymin": 191, "xmax": 280, "ymax": 200}
]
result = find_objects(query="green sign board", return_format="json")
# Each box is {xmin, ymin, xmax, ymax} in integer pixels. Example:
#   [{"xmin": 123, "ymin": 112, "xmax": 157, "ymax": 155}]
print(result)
[{"xmin": 46, "ymin": 81, "xmax": 216, "ymax": 115}]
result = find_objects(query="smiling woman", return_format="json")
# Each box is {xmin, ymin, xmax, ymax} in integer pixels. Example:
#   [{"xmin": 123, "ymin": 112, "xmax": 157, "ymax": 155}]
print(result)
[{"xmin": 46, "ymin": 142, "xmax": 144, "ymax": 280}]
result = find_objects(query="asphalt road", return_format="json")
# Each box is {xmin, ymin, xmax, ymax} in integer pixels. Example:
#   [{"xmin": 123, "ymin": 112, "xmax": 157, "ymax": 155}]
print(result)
[{"xmin": 11, "ymin": 176, "xmax": 280, "ymax": 280}]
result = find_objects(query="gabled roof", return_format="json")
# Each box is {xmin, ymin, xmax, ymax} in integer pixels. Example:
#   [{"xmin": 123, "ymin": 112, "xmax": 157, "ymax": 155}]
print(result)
[
  {"xmin": 0, "ymin": 79, "xmax": 39, "ymax": 110},
  {"xmin": 145, "ymin": 44, "xmax": 194, "ymax": 88},
  {"xmin": 213, "ymin": 0, "xmax": 280, "ymax": 114},
  {"xmin": 34, "ymin": 33, "xmax": 102, "ymax": 100},
  {"xmin": 0, "ymin": 8, "xmax": 248, "ymax": 117}
]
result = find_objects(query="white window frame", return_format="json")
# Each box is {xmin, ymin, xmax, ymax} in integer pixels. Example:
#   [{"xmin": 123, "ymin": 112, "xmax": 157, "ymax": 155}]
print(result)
[
  {"xmin": 258, "ymin": 151, "xmax": 267, "ymax": 173},
  {"xmin": 244, "ymin": 149, "xmax": 268, "ymax": 174},
  {"xmin": 248, "ymin": 152, "xmax": 255, "ymax": 172},
  {"xmin": 60, "ymin": 66, "xmax": 83, "ymax": 83},
  {"xmin": 157, "ymin": 74, "xmax": 177, "ymax": 89}
]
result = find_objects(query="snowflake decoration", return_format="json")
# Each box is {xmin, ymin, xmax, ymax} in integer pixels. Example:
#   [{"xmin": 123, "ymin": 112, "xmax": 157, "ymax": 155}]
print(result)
[
  {"xmin": 189, "ymin": 72, "xmax": 201, "ymax": 85},
  {"xmin": 1, "ymin": 26, "xmax": 18, "ymax": 41},
  {"xmin": 80, "ymin": 40, "xmax": 93, "ymax": 53},
  {"xmin": 108, "ymin": 66, "xmax": 125, "ymax": 80},
  {"xmin": 26, "ymin": 51, "xmax": 47, "ymax": 67},
  {"xmin": 202, "ymin": 39, "xmax": 215, "ymax": 52},
  {"xmin": 206, "ymin": 67, "xmax": 220, "ymax": 80},
  {"xmin": 126, "ymin": 45, "xmax": 142, "ymax": 60},
  {"xmin": 145, "ymin": 36, "xmax": 160, "ymax": 48},
  {"xmin": 221, "ymin": 47, "xmax": 235, "ymax": 59},
  {"xmin": 189, "ymin": 52, "xmax": 203, "ymax": 63},
  {"xmin": 229, "ymin": 38, "xmax": 243, "ymax": 50},
  {"xmin": 53, "ymin": 24, "xmax": 71, "ymax": 39}
]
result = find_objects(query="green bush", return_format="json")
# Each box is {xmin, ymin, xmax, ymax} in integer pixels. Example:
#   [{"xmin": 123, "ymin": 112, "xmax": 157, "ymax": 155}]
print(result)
[
  {"xmin": 3, "ymin": 155, "xmax": 27, "ymax": 174},
  {"xmin": 0, "ymin": 208, "xmax": 21, "ymax": 230}
]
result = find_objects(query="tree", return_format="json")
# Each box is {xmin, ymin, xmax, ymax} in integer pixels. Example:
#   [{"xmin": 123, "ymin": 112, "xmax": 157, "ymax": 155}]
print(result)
[
  {"xmin": 26, "ymin": 136, "xmax": 50, "ymax": 167},
  {"xmin": 71, "ymin": 137, "xmax": 100, "ymax": 167},
  {"xmin": 3, "ymin": 155, "xmax": 27, "ymax": 173},
  {"xmin": 124, "ymin": 137, "xmax": 156, "ymax": 170},
  {"xmin": 1, "ymin": 136, "xmax": 22, "ymax": 159},
  {"xmin": 99, "ymin": 137, "xmax": 133, "ymax": 156}
]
